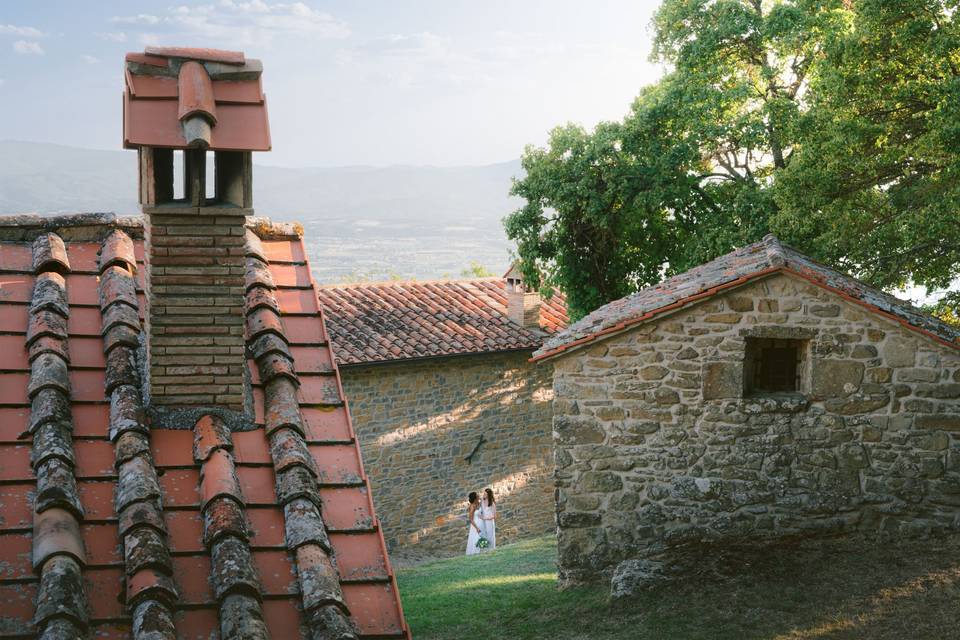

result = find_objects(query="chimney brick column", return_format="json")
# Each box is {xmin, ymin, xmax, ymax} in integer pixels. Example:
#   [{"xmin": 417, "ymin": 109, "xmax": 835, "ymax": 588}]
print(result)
[{"xmin": 143, "ymin": 206, "xmax": 248, "ymax": 410}]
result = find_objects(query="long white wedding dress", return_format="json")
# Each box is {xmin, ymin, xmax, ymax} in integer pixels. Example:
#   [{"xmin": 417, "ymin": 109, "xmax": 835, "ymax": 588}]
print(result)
[
  {"xmin": 466, "ymin": 506, "xmax": 484, "ymax": 555},
  {"xmin": 481, "ymin": 499, "xmax": 496, "ymax": 550}
]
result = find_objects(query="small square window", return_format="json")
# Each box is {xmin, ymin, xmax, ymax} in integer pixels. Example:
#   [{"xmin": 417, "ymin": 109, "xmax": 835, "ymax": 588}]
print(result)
[{"xmin": 744, "ymin": 338, "xmax": 805, "ymax": 394}]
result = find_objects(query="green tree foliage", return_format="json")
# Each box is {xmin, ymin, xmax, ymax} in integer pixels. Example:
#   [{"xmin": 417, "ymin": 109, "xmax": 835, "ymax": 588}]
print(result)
[
  {"xmin": 506, "ymin": 0, "xmax": 960, "ymax": 320},
  {"xmin": 460, "ymin": 262, "xmax": 496, "ymax": 278}
]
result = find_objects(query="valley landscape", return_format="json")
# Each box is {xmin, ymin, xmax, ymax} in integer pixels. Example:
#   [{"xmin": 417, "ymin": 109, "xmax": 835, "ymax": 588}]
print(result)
[{"xmin": 0, "ymin": 140, "xmax": 520, "ymax": 282}]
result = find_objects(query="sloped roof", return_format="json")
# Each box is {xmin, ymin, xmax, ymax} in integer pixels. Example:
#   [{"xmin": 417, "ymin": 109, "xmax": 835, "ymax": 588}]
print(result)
[
  {"xmin": 0, "ymin": 218, "xmax": 408, "ymax": 638},
  {"xmin": 317, "ymin": 279, "xmax": 568, "ymax": 366},
  {"xmin": 533, "ymin": 234, "xmax": 960, "ymax": 361},
  {"xmin": 123, "ymin": 47, "xmax": 271, "ymax": 151}
]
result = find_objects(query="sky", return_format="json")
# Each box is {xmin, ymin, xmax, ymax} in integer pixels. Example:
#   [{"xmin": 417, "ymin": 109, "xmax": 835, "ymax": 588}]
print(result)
[{"xmin": 0, "ymin": 1, "xmax": 666, "ymax": 167}]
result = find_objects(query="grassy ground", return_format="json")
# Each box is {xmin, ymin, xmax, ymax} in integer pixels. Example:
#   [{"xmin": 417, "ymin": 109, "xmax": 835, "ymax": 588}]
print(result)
[{"xmin": 396, "ymin": 534, "xmax": 960, "ymax": 640}]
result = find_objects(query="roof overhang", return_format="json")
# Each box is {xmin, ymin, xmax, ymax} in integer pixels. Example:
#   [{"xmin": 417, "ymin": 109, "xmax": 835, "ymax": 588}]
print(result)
[{"xmin": 531, "ymin": 267, "xmax": 960, "ymax": 364}]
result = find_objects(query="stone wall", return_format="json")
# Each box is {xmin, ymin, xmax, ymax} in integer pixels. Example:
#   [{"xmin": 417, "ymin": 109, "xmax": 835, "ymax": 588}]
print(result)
[
  {"xmin": 552, "ymin": 273, "xmax": 960, "ymax": 583},
  {"xmin": 341, "ymin": 351, "xmax": 555, "ymax": 554}
]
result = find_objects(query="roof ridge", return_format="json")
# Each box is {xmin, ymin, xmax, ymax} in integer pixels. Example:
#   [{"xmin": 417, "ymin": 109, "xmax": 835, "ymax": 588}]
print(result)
[{"xmin": 318, "ymin": 276, "xmax": 503, "ymax": 289}]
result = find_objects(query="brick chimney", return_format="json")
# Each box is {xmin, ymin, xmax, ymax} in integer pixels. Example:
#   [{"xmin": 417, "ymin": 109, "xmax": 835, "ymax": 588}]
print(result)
[
  {"xmin": 504, "ymin": 263, "xmax": 542, "ymax": 330},
  {"xmin": 123, "ymin": 47, "xmax": 271, "ymax": 411}
]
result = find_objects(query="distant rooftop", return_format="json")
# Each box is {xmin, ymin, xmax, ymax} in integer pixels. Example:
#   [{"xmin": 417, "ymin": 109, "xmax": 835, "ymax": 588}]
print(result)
[{"xmin": 318, "ymin": 278, "xmax": 568, "ymax": 366}]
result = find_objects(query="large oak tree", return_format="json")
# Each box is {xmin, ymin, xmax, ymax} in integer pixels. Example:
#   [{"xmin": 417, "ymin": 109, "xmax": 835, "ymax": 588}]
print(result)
[{"xmin": 506, "ymin": 0, "xmax": 960, "ymax": 321}]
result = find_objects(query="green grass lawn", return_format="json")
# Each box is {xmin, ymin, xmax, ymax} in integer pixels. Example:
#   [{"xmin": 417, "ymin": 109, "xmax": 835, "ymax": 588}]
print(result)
[{"xmin": 396, "ymin": 534, "xmax": 960, "ymax": 640}]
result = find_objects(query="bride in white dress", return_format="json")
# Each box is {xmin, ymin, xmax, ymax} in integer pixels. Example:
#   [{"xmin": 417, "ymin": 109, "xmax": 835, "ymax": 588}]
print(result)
[
  {"xmin": 465, "ymin": 491, "xmax": 484, "ymax": 555},
  {"xmin": 480, "ymin": 488, "xmax": 496, "ymax": 550}
]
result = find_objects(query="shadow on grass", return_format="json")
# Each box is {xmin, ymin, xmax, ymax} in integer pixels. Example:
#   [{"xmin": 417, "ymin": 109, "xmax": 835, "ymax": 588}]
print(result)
[{"xmin": 397, "ymin": 535, "xmax": 960, "ymax": 640}]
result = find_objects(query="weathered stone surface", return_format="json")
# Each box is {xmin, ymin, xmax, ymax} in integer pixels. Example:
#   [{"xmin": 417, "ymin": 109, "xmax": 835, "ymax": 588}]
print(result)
[
  {"xmin": 101, "ymin": 302, "xmax": 141, "ymax": 335},
  {"xmin": 31, "ymin": 420, "xmax": 74, "ymax": 469},
  {"xmin": 555, "ymin": 415, "xmax": 605, "ymax": 444},
  {"xmin": 342, "ymin": 350, "xmax": 556, "ymax": 554},
  {"xmin": 35, "ymin": 457, "xmax": 84, "ymax": 517},
  {"xmin": 580, "ymin": 471, "xmax": 622, "ymax": 493},
  {"xmin": 245, "ymin": 258, "xmax": 276, "ymax": 291},
  {"xmin": 220, "ymin": 593, "xmax": 270, "ymax": 640},
  {"xmin": 269, "ymin": 427, "xmax": 318, "ymax": 476},
  {"xmin": 264, "ymin": 378, "xmax": 305, "ymax": 436},
  {"xmin": 34, "ymin": 555, "xmax": 86, "ymax": 627},
  {"xmin": 702, "ymin": 361, "xmax": 742, "ymax": 400},
  {"xmin": 124, "ymin": 525, "xmax": 173, "ymax": 575},
  {"xmin": 307, "ymin": 606, "xmax": 359, "ymax": 640},
  {"xmin": 550, "ymin": 272, "xmax": 960, "ymax": 585},
  {"xmin": 296, "ymin": 544, "xmax": 347, "ymax": 611},
  {"xmin": 30, "ymin": 388, "xmax": 71, "ymax": 433},
  {"xmin": 276, "ymin": 465, "xmax": 320, "ymax": 507},
  {"xmin": 104, "ymin": 324, "xmax": 140, "ymax": 354},
  {"xmin": 915, "ymin": 414, "xmax": 960, "ymax": 431},
  {"xmin": 26, "ymin": 310, "xmax": 68, "ymax": 347},
  {"xmin": 131, "ymin": 599, "xmax": 176, "ymax": 640},
  {"xmin": 203, "ymin": 496, "xmax": 249, "ymax": 547},
  {"xmin": 610, "ymin": 559, "xmax": 667, "ymax": 600},
  {"xmin": 32, "ymin": 233, "xmax": 70, "ymax": 275},
  {"xmin": 249, "ymin": 332, "xmax": 291, "ymax": 361},
  {"xmin": 116, "ymin": 455, "xmax": 162, "ymax": 512},
  {"xmin": 119, "ymin": 499, "xmax": 167, "ymax": 538},
  {"xmin": 810, "ymin": 359, "xmax": 864, "ymax": 398},
  {"xmin": 245, "ymin": 285, "xmax": 280, "ymax": 315},
  {"xmin": 105, "ymin": 345, "xmax": 140, "ymax": 394},
  {"xmin": 30, "ymin": 272, "xmax": 69, "ymax": 317},
  {"xmin": 256, "ymin": 351, "xmax": 298, "ymax": 385},
  {"xmin": 883, "ymin": 337, "xmax": 917, "ymax": 367},
  {"xmin": 283, "ymin": 497, "xmax": 332, "ymax": 552},
  {"xmin": 109, "ymin": 384, "xmax": 148, "ymax": 441},
  {"xmin": 28, "ymin": 353, "xmax": 71, "ymax": 399},
  {"xmin": 210, "ymin": 536, "xmax": 261, "ymax": 599}
]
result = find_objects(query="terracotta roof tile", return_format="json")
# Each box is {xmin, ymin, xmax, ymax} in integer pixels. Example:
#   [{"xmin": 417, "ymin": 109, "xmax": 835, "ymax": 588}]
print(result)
[
  {"xmin": 535, "ymin": 234, "xmax": 960, "ymax": 360},
  {"xmin": 124, "ymin": 48, "xmax": 270, "ymax": 151},
  {"xmin": 318, "ymin": 278, "xmax": 568, "ymax": 365},
  {"xmin": 0, "ymin": 231, "xmax": 407, "ymax": 639},
  {"xmin": 32, "ymin": 233, "xmax": 70, "ymax": 275}
]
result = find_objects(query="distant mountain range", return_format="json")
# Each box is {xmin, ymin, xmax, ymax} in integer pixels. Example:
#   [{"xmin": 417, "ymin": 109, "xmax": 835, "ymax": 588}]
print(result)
[{"xmin": 0, "ymin": 140, "xmax": 523, "ymax": 282}]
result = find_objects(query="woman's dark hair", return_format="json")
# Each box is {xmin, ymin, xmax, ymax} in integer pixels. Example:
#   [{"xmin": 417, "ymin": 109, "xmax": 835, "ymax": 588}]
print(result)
[
  {"xmin": 468, "ymin": 491, "xmax": 478, "ymax": 504},
  {"xmin": 485, "ymin": 488, "xmax": 494, "ymax": 505}
]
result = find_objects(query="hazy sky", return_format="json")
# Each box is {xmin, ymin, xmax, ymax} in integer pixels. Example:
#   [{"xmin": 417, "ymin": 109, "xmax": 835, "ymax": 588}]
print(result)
[{"xmin": 0, "ymin": 1, "xmax": 665, "ymax": 167}]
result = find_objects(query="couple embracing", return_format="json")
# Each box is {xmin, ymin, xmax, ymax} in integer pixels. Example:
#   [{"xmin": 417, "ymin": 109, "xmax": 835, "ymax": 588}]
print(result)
[{"xmin": 466, "ymin": 488, "xmax": 497, "ymax": 555}]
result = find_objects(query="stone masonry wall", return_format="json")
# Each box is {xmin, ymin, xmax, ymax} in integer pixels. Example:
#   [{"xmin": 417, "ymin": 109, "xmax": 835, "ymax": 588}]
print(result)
[
  {"xmin": 553, "ymin": 273, "xmax": 960, "ymax": 583},
  {"xmin": 341, "ymin": 351, "xmax": 555, "ymax": 555}
]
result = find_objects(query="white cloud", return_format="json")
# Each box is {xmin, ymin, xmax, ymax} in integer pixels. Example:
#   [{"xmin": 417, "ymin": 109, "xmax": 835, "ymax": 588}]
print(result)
[
  {"xmin": 110, "ymin": 1, "xmax": 349, "ymax": 47},
  {"xmin": 0, "ymin": 24, "xmax": 46, "ymax": 38},
  {"xmin": 97, "ymin": 31, "xmax": 128, "ymax": 42},
  {"xmin": 111, "ymin": 14, "xmax": 161, "ymax": 25},
  {"xmin": 13, "ymin": 40, "xmax": 44, "ymax": 55},
  {"xmin": 82, "ymin": 55, "xmax": 99, "ymax": 64}
]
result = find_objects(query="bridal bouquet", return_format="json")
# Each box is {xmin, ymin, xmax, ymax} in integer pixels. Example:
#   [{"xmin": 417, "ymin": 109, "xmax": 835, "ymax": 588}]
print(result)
[{"xmin": 476, "ymin": 536, "xmax": 490, "ymax": 549}]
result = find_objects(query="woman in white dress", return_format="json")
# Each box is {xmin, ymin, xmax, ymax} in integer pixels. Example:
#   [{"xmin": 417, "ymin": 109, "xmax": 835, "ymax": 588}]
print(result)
[
  {"xmin": 465, "ymin": 491, "xmax": 484, "ymax": 555},
  {"xmin": 480, "ymin": 487, "xmax": 496, "ymax": 550}
]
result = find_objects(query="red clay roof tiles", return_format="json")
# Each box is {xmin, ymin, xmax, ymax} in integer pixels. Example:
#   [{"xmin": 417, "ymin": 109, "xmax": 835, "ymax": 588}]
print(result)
[
  {"xmin": 123, "ymin": 48, "xmax": 270, "ymax": 151},
  {"xmin": 0, "ymin": 229, "xmax": 408, "ymax": 638},
  {"xmin": 534, "ymin": 234, "xmax": 960, "ymax": 361},
  {"xmin": 317, "ymin": 278, "xmax": 568, "ymax": 365}
]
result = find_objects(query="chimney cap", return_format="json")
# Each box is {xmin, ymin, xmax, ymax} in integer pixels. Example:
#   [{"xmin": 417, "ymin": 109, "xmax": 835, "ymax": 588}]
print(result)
[{"xmin": 123, "ymin": 47, "xmax": 271, "ymax": 152}]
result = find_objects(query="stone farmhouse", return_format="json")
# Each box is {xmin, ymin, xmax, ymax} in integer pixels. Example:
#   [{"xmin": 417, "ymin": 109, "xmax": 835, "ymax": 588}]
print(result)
[
  {"xmin": 317, "ymin": 272, "xmax": 568, "ymax": 554},
  {"xmin": 0, "ymin": 48, "xmax": 409, "ymax": 638},
  {"xmin": 532, "ymin": 235, "xmax": 960, "ymax": 585}
]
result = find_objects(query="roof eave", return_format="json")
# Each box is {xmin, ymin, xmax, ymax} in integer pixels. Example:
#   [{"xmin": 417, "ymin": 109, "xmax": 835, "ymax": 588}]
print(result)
[{"xmin": 531, "ymin": 265, "xmax": 960, "ymax": 364}]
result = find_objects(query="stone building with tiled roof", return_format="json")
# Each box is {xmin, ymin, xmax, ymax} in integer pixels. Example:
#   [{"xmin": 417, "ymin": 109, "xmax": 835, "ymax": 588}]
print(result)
[
  {"xmin": 317, "ymin": 275, "xmax": 568, "ymax": 554},
  {"xmin": 532, "ymin": 235, "xmax": 960, "ymax": 585},
  {"xmin": 0, "ymin": 48, "xmax": 408, "ymax": 639}
]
